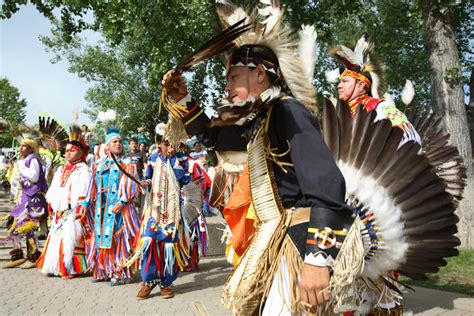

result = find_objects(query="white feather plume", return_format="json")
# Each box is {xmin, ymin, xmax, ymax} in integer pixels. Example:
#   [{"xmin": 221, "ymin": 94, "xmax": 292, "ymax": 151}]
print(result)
[
  {"xmin": 338, "ymin": 162, "xmax": 408, "ymax": 279},
  {"xmin": 325, "ymin": 67, "xmax": 341, "ymax": 83},
  {"xmin": 353, "ymin": 34, "xmax": 369, "ymax": 67},
  {"xmin": 258, "ymin": 0, "xmax": 281, "ymax": 33},
  {"xmin": 371, "ymin": 73, "xmax": 381, "ymax": 99},
  {"xmin": 298, "ymin": 25, "xmax": 318, "ymax": 83},
  {"xmin": 336, "ymin": 46, "xmax": 359, "ymax": 66},
  {"xmin": 401, "ymin": 80, "xmax": 415, "ymax": 105},
  {"xmin": 215, "ymin": 0, "xmax": 249, "ymax": 26},
  {"xmin": 155, "ymin": 122, "xmax": 166, "ymax": 136},
  {"xmin": 383, "ymin": 93, "xmax": 396, "ymax": 107},
  {"xmin": 97, "ymin": 109, "xmax": 116, "ymax": 122}
]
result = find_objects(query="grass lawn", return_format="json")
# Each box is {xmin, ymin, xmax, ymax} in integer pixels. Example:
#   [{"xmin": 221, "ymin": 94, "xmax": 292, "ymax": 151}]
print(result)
[{"xmin": 400, "ymin": 249, "xmax": 474, "ymax": 296}]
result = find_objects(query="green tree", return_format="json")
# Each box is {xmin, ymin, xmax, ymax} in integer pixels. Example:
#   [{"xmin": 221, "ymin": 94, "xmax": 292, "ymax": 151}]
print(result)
[{"xmin": 0, "ymin": 78, "xmax": 27, "ymax": 147}]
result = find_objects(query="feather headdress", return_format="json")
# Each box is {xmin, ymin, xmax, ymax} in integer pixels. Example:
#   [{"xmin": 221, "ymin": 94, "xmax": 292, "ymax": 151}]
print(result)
[
  {"xmin": 103, "ymin": 126, "xmax": 122, "ymax": 147},
  {"xmin": 38, "ymin": 116, "xmax": 69, "ymax": 154},
  {"xmin": 329, "ymin": 33, "xmax": 386, "ymax": 98},
  {"xmin": 161, "ymin": 0, "xmax": 318, "ymax": 118},
  {"xmin": 216, "ymin": 0, "xmax": 318, "ymax": 112}
]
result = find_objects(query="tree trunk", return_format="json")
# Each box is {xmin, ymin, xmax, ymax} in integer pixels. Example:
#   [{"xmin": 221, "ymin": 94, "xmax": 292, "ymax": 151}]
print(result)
[
  {"xmin": 421, "ymin": 1, "xmax": 473, "ymax": 248},
  {"xmin": 470, "ymin": 69, "xmax": 474, "ymax": 108}
]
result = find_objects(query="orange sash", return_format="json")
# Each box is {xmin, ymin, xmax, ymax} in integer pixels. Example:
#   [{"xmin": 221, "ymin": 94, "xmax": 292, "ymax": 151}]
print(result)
[{"xmin": 222, "ymin": 165, "xmax": 256, "ymax": 256}]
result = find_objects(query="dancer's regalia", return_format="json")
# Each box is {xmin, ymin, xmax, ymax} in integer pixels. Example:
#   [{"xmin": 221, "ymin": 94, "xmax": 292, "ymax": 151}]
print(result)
[
  {"xmin": 160, "ymin": 2, "xmax": 465, "ymax": 314},
  {"xmin": 184, "ymin": 156, "xmax": 210, "ymax": 271},
  {"xmin": 37, "ymin": 125, "xmax": 90, "ymax": 277},
  {"xmin": 128, "ymin": 133, "xmax": 205, "ymax": 300},
  {"xmin": 0, "ymin": 129, "xmax": 48, "ymax": 268},
  {"xmin": 81, "ymin": 127, "xmax": 141, "ymax": 284}
]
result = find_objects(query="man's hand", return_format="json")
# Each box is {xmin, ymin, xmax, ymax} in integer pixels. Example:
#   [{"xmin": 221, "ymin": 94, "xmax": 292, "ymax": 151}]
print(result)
[
  {"xmin": 299, "ymin": 264, "xmax": 331, "ymax": 309},
  {"xmin": 162, "ymin": 70, "xmax": 188, "ymax": 102},
  {"xmin": 111, "ymin": 203, "xmax": 123, "ymax": 214}
]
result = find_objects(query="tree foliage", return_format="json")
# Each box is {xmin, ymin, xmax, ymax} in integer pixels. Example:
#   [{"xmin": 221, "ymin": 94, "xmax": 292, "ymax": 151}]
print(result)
[
  {"xmin": 1, "ymin": 0, "xmax": 472, "ymax": 132},
  {"xmin": 0, "ymin": 78, "xmax": 27, "ymax": 147}
]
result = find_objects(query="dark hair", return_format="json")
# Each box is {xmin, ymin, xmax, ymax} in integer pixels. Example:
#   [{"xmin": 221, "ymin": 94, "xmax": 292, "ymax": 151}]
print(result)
[
  {"xmin": 155, "ymin": 134, "xmax": 163, "ymax": 143},
  {"xmin": 229, "ymin": 44, "xmax": 286, "ymax": 88},
  {"xmin": 67, "ymin": 140, "xmax": 86, "ymax": 152},
  {"xmin": 129, "ymin": 137, "xmax": 138, "ymax": 144}
]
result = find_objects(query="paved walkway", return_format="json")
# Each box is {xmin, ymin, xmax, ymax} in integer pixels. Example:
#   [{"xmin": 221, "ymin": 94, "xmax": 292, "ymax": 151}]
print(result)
[
  {"xmin": 1, "ymin": 257, "xmax": 233, "ymax": 316},
  {"xmin": 1, "ymin": 191, "xmax": 473, "ymax": 315},
  {"xmin": 2, "ymin": 259, "xmax": 473, "ymax": 316}
]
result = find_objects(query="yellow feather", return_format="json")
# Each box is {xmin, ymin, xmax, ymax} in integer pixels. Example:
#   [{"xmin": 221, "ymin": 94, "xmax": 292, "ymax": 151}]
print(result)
[{"xmin": 14, "ymin": 221, "xmax": 37, "ymax": 234}]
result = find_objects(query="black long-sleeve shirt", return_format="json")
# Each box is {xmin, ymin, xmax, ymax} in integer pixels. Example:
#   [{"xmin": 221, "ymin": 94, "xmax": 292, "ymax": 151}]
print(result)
[{"xmin": 182, "ymin": 96, "xmax": 353, "ymax": 264}]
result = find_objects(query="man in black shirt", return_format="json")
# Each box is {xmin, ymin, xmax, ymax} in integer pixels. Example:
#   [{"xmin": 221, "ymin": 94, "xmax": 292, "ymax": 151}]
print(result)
[{"xmin": 127, "ymin": 137, "xmax": 147, "ymax": 180}]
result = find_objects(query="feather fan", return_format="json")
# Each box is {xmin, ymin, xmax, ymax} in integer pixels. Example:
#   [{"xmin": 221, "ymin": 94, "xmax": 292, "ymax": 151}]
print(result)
[
  {"xmin": 407, "ymin": 111, "xmax": 467, "ymax": 206},
  {"xmin": 321, "ymin": 98, "xmax": 463, "ymax": 285}
]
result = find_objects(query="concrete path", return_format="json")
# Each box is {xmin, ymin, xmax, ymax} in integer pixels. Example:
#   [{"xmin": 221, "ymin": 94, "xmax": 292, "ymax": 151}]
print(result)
[
  {"xmin": 1, "ymin": 190, "xmax": 473, "ymax": 315},
  {"xmin": 1, "ymin": 256, "xmax": 233, "ymax": 316}
]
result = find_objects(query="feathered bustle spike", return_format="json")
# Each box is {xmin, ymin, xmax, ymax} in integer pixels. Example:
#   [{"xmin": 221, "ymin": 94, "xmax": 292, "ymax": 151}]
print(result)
[
  {"xmin": 393, "ymin": 170, "xmax": 440, "ymax": 203},
  {"xmin": 406, "ymin": 222, "xmax": 458, "ymax": 238},
  {"xmin": 407, "ymin": 239, "xmax": 460, "ymax": 252},
  {"xmin": 396, "ymin": 181, "xmax": 448, "ymax": 216},
  {"xmin": 409, "ymin": 111, "xmax": 467, "ymax": 206},
  {"xmin": 386, "ymin": 158, "xmax": 431, "ymax": 197},
  {"xmin": 370, "ymin": 127, "xmax": 404, "ymax": 180},
  {"xmin": 401, "ymin": 193, "xmax": 454, "ymax": 225},
  {"xmin": 376, "ymin": 142, "xmax": 422, "ymax": 188},
  {"xmin": 335, "ymin": 101, "xmax": 353, "ymax": 162},
  {"xmin": 397, "ymin": 269, "xmax": 429, "ymax": 281},
  {"xmin": 322, "ymin": 98, "xmax": 340, "ymax": 160},
  {"xmin": 257, "ymin": 0, "xmax": 282, "ymax": 34},
  {"xmin": 405, "ymin": 247, "xmax": 458, "ymax": 259},
  {"xmin": 404, "ymin": 213, "xmax": 458, "ymax": 231},
  {"xmin": 358, "ymin": 119, "xmax": 393, "ymax": 174},
  {"xmin": 347, "ymin": 104, "xmax": 373, "ymax": 168}
]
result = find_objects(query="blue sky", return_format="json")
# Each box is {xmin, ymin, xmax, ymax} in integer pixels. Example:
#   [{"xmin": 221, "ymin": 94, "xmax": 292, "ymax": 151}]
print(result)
[{"xmin": 0, "ymin": 3, "xmax": 95, "ymax": 125}]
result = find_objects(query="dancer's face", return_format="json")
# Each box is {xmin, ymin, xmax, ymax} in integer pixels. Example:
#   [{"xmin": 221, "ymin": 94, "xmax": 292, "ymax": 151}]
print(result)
[
  {"xmin": 65, "ymin": 144, "xmax": 82, "ymax": 163},
  {"xmin": 337, "ymin": 76, "xmax": 367, "ymax": 102},
  {"xmin": 225, "ymin": 65, "xmax": 269, "ymax": 103},
  {"xmin": 108, "ymin": 138, "xmax": 123, "ymax": 155},
  {"xmin": 159, "ymin": 140, "xmax": 170, "ymax": 156},
  {"xmin": 19, "ymin": 144, "xmax": 33, "ymax": 158}
]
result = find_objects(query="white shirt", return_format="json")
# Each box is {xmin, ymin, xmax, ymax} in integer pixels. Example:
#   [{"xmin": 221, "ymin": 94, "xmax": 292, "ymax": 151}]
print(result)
[
  {"xmin": 17, "ymin": 154, "xmax": 41, "ymax": 183},
  {"xmin": 46, "ymin": 162, "xmax": 90, "ymax": 211}
]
